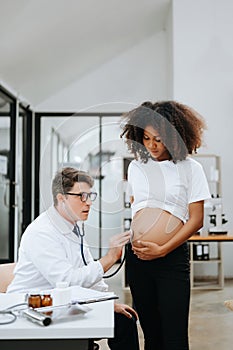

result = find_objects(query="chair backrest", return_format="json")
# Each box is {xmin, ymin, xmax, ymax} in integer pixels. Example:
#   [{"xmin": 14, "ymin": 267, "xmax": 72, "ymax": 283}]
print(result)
[{"xmin": 0, "ymin": 262, "xmax": 16, "ymax": 293}]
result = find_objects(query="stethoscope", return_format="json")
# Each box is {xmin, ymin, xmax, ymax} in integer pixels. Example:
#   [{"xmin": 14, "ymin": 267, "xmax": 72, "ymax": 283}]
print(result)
[
  {"xmin": 73, "ymin": 222, "xmax": 87, "ymax": 266},
  {"xmin": 73, "ymin": 221, "xmax": 127, "ymax": 279},
  {"xmin": 63, "ymin": 200, "xmax": 126, "ymax": 277},
  {"xmin": 62, "ymin": 201, "xmax": 88, "ymax": 266}
]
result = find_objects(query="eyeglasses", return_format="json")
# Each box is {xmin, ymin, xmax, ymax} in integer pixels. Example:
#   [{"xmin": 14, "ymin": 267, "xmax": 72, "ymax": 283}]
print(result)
[{"xmin": 65, "ymin": 192, "xmax": 97, "ymax": 202}]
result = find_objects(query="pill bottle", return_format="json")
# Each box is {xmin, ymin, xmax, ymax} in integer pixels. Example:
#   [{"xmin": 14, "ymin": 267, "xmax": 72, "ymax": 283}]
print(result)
[
  {"xmin": 41, "ymin": 291, "xmax": 53, "ymax": 315},
  {"xmin": 28, "ymin": 290, "xmax": 41, "ymax": 308},
  {"xmin": 53, "ymin": 281, "xmax": 71, "ymax": 306}
]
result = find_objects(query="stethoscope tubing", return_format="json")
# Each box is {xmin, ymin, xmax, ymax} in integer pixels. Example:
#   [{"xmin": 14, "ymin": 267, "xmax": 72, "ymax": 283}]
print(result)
[
  {"xmin": 75, "ymin": 222, "xmax": 126, "ymax": 277},
  {"xmin": 75, "ymin": 222, "xmax": 87, "ymax": 265}
]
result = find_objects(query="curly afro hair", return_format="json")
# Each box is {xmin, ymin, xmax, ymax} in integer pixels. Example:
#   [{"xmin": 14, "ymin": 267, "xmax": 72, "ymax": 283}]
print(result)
[{"xmin": 120, "ymin": 100, "xmax": 206, "ymax": 163}]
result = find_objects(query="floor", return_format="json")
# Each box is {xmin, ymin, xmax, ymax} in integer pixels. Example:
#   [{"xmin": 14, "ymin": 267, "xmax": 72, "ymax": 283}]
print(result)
[{"xmin": 96, "ymin": 265, "xmax": 233, "ymax": 350}]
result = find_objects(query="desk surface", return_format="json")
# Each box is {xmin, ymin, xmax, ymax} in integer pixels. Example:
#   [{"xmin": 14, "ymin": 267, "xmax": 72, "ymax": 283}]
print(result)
[
  {"xmin": 189, "ymin": 234, "xmax": 233, "ymax": 242},
  {"xmin": 0, "ymin": 292, "xmax": 114, "ymax": 340}
]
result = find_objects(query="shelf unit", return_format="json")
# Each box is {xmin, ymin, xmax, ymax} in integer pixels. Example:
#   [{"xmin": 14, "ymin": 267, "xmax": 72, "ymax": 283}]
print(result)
[
  {"xmin": 122, "ymin": 205, "xmax": 131, "ymax": 291},
  {"xmin": 122, "ymin": 157, "xmax": 132, "ymax": 290},
  {"xmin": 191, "ymin": 154, "xmax": 222, "ymax": 197},
  {"xmin": 189, "ymin": 234, "xmax": 233, "ymax": 290},
  {"xmin": 189, "ymin": 240, "xmax": 224, "ymax": 290},
  {"xmin": 190, "ymin": 154, "xmax": 225, "ymax": 289}
]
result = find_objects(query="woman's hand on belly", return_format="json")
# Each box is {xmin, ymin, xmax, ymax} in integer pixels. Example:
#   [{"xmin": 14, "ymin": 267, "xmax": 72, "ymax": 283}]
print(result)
[{"xmin": 132, "ymin": 240, "xmax": 166, "ymax": 260}]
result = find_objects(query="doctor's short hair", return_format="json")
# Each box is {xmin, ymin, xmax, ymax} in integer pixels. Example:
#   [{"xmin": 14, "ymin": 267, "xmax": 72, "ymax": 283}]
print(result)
[{"xmin": 52, "ymin": 167, "xmax": 94, "ymax": 206}]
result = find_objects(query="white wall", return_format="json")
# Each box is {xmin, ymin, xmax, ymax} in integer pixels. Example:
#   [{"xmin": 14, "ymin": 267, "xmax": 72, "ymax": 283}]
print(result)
[
  {"xmin": 37, "ymin": 30, "xmax": 169, "ymax": 112},
  {"xmin": 166, "ymin": 1, "xmax": 174, "ymax": 99},
  {"xmin": 172, "ymin": 0, "xmax": 233, "ymax": 277}
]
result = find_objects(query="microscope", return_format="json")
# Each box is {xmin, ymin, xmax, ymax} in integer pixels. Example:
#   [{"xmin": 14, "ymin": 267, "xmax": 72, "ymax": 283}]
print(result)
[{"xmin": 208, "ymin": 195, "xmax": 228, "ymax": 235}]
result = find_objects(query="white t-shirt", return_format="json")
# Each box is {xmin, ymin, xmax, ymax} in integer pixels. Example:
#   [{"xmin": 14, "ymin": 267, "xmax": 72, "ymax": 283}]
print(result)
[{"xmin": 128, "ymin": 157, "xmax": 211, "ymax": 222}]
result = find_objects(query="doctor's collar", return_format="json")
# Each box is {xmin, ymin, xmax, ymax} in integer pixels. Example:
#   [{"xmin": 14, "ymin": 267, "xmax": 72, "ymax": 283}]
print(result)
[{"xmin": 47, "ymin": 205, "xmax": 81, "ymax": 235}]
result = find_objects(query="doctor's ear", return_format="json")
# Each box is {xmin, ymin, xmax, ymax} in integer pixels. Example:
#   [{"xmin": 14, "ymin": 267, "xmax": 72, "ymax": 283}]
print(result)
[{"xmin": 57, "ymin": 193, "xmax": 66, "ymax": 203}]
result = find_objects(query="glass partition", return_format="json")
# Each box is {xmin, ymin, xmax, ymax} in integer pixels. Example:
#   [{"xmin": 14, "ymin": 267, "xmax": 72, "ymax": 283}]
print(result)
[
  {"xmin": 0, "ymin": 89, "xmax": 16, "ymax": 262},
  {"xmin": 18, "ymin": 105, "xmax": 33, "ymax": 236},
  {"xmin": 101, "ymin": 117, "xmax": 127, "ymax": 255},
  {"xmin": 40, "ymin": 116, "xmax": 101, "ymax": 258},
  {"xmin": 0, "ymin": 115, "xmax": 10, "ymax": 260}
]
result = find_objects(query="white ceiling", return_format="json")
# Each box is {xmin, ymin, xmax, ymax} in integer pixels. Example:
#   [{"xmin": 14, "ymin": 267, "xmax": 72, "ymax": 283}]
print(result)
[{"xmin": 0, "ymin": 0, "xmax": 170, "ymax": 107}]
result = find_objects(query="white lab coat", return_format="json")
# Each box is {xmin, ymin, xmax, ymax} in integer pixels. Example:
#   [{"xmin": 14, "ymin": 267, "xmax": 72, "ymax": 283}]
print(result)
[{"xmin": 7, "ymin": 206, "xmax": 108, "ymax": 293}]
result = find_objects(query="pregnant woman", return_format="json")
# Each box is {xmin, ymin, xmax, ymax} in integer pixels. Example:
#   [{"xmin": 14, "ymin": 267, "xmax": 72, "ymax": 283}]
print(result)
[{"xmin": 120, "ymin": 100, "xmax": 210, "ymax": 350}]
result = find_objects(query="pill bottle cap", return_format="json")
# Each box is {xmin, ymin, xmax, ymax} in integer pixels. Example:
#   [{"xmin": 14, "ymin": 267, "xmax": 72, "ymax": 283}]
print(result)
[
  {"xmin": 29, "ymin": 288, "xmax": 41, "ymax": 295},
  {"xmin": 56, "ymin": 281, "xmax": 69, "ymax": 289},
  {"xmin": 40, "ymin": 290, "xmax": 52, "ymax": 296}
]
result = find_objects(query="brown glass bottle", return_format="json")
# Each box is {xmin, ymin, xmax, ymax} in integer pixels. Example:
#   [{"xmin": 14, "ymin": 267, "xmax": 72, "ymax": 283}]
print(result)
[
  {"xmin": 41, "ymin": 293, "xmax": 53, "ymax": 315},
  {"xmin": 28, "ymin": 293, "xmax": 41, "ymax": 308}
]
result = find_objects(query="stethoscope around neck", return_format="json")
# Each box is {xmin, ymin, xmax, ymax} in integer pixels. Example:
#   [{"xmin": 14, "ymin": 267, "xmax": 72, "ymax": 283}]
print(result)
[
  {"xmin": 73, "ymin": 222, "xmax": 126, "ymax": 279},
  {"xmin": 73, "ymin": 222, "xmax": 87, "ymax": 266}
]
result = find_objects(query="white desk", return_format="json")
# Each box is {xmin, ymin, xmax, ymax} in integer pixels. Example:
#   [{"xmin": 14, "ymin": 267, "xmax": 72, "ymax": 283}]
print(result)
[{"xmin": 0, "ymin": 292, "xmax": 114, "ymax": 350}]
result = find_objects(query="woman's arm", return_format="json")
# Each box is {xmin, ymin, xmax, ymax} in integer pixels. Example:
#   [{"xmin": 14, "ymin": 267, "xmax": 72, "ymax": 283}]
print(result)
[{"xmin": 132, "ymin": 201, "xmax": 204, "ymax": 260}]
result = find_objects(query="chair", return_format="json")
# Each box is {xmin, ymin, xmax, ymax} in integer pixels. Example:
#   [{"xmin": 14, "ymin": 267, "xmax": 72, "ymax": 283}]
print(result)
[{"xmin": 0, "ymin": 262, "xmax": 16, "ymax": 293}]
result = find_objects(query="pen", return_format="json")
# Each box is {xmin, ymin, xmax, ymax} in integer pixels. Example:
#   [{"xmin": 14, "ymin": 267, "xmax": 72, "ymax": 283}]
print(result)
[{"xmin": 77, "ymin": 295, "xmax": 119, "ymax": 305}]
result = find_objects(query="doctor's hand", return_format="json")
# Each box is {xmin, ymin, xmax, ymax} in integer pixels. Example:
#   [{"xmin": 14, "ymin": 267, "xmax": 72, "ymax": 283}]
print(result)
[
  {"xmin": 114, "ymin": 302, "xmax": 138, "ymax": 320},
  {"xmin": 100, "ymin": 231, "xmax": 131, "ymax": 273},
  {"xmin": 132, "ymin": 240, "xmax": 165, "ymax": 260},
  {"xmin": 108, "ymin": 231, "xmax": 131, "ymax": 261}
]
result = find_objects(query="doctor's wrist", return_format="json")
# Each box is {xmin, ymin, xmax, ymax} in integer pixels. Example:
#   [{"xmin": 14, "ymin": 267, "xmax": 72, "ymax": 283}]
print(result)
[{"xmin": 99, "ymin": 253, "xmax": 116, "ymax": 273}]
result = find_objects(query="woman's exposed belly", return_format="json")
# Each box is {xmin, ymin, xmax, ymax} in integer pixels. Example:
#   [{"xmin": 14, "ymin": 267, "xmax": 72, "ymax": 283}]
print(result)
[{"xmin": 131, "ymin": 207, "xmax": 183, "ymax": 247}]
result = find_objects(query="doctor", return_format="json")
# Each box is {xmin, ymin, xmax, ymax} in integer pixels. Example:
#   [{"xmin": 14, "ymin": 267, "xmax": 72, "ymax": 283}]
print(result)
[{"xmin": 7, "ymin": 167, "xmax": 139, "ymax": 350}]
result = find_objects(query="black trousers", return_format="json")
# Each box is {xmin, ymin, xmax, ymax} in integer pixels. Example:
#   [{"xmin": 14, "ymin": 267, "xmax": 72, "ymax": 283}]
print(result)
[
  {"xmin": 126, "ymin": 242, "xmax": 190, "ymax": 350},
  {"xmin": 89, "ymin": 311, "xmax": 140, "ymax": 350}
]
